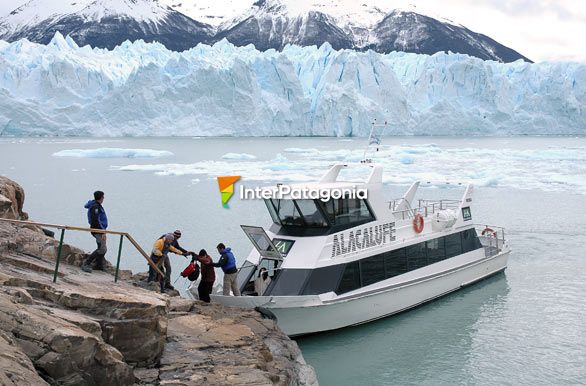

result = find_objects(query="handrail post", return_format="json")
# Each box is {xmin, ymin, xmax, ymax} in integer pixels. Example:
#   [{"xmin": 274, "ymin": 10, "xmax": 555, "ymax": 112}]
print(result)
[
  {"xmin": 115, "ymin": 234, "xmax": 124, "ymax": 283},
  {"xmin": 53, "ymin": 229, "xmax": 65, "ymax": 283}
]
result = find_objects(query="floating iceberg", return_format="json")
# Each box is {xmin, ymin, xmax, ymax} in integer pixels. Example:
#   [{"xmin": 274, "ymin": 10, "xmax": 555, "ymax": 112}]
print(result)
[
  {"xmin": 221, "ymin": 152, "xmax": 257, "ymax": 160},
  {"xmin": 53, "ymin": 148, "xmax": 174, "ymax": 158},
  {"xmin": 0, "ymin": 33, "xmax": 585, "ymax": 137}
]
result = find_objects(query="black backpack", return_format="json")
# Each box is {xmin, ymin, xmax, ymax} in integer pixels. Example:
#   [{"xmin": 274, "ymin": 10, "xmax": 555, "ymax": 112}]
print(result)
[{"xmin": 188, "ymin": 265, "xmax": 200, "ymax": 282}]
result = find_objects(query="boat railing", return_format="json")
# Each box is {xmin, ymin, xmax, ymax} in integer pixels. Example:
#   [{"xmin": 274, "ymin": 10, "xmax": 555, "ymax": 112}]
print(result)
[
  {"xmin": 475, "ymin": 224, "xmax": 506, "ymax": 257},
  {"xmin": 388, "ymin": 199, "xmax": 461, "ymax": 220}
]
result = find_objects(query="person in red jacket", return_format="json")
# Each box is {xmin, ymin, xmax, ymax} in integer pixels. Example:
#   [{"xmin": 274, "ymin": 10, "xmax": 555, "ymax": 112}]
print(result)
[{"xmin": 195, "ymin": 249, "xmax": 216, "ymax": 303}]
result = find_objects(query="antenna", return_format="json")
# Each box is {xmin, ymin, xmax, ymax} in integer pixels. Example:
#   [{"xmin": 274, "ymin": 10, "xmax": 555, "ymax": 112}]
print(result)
[{"xmin": 362, "ymin": 118, "xmax": 388, "ymax": 163}]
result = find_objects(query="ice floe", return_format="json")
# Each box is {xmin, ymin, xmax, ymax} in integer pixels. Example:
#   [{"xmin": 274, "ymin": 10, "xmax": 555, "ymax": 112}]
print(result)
[
  {"xmin": 53, "ymin": 148, "xmax": 174, "ymax": 158},
  {"xmin": 221, "ymin": 152, "xmax": 257, "ymax": 160},
  {"xmin": 112, "ymin": 144, "xmax": 586, "ymax": 194}
]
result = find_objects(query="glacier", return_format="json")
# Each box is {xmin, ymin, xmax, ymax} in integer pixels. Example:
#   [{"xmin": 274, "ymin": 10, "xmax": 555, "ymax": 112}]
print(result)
[{"xmin": 0, "ymin": 32, "xmax": 584, "ymax": 137}]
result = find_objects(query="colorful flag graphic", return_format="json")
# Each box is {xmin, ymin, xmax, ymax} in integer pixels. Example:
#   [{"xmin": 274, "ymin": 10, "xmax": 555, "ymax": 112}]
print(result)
[{"xmin": 217, "ymin": 176, "xmax": 241, "ymax": 208}]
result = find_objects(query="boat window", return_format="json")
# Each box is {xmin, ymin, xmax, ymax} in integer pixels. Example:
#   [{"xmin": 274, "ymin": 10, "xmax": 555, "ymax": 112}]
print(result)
[
  {"xmin": 265, "ymin": 199, "xmax": 281, "ymax": 225},
  {"xmin": 265, "ymin": 269, "xmax": 311, "ymax": 296},
  {"xmin": 361, "ymin": 254, "xmax": 386, "ymax": 286},
  {"xmin": 295, "ymin": 199, "xmax": 329, "ymax": 227},
  {"xmin": 384, "ymin": 248, "xmax": 407, "ymax": 278},
  {"xmin": 262, "ymin": 230, "xmax": 487, "ymax": 296},
  {"xmin": 237, "ymin": 261, "xmax": 257, "ymax": 293},
  {"xmin": 445, "ymin": 233, "xmax": 463, "ymax": 258},
  {"xmin": 301, "ymin": 264, "xmax": 346, "ymax": 295},
  {"xmin": 406, "ymin": 243, "xmax": 427, "ymax": 271},
  {"xmin": 265, "ymin": 230, "xmax": 485, "ymax": 296},
  {"xmin": 258, "ymin": 258, "xmax": 279, "ymax": 277},
  {"xmin": 269, "ymin": 199, "xmax": 329, "ymax": 228},
  {"xmin": 461, "ymin": 228, "xmax": 482, "ymax": 253},
  {"xmin": 272, "ymin": 199, "xmax": 304, "ymax": 226},
  {"xmin": 321, "ymin": 197, "xmax": 375, "ymax": 227},
  {"xmin": 336, "ymin": 261, "xmax": 361, "ymax": 294},
  {"xmin": 426, "ymin": 237, "xmax": 446, "ymax": 264}
]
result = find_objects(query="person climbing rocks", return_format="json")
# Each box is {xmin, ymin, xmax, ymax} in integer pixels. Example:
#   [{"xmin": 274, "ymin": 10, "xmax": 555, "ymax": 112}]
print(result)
[
  {"xmin": 195, "ymin": 249, "xmax": 216, "ymax": 303},
  {"xmin": 159, "ymin": 230, "xmax": 187, "ymax": 255},
  {"xmin": 149, "ymin": 233, "xmax": 189, "ymax": 292},
  {"xmin": 154, "ymin": 229, "xmax": 190, "ymax": 290},
  {"xmin": 82, "ymin": 190, "xmax": 108, "ymax": 273},
  {"xmin": 212, "ymin": 243, "xmax": 240, "ymax": 296}
]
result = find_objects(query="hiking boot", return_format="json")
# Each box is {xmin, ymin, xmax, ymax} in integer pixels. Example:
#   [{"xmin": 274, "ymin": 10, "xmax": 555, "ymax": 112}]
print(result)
[
  {"xmin": 81, "ymin": 265, "xmax": 93, "ymax": 273},
  {"xmin": 165, "ymin": 283, "xmax": 175, "ymax": 291}
]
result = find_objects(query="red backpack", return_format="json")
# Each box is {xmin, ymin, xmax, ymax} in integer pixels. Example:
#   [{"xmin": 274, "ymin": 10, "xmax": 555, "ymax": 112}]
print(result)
[{"xmin": 180, "ymin": 262, "xmax": 200, "ymax": 282}]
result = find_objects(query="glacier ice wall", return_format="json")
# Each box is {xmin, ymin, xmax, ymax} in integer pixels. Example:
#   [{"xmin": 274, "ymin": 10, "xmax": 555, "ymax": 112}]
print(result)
[{"xmin": 0, "ymin": 33, "xmax": 584, "ymax": 136}]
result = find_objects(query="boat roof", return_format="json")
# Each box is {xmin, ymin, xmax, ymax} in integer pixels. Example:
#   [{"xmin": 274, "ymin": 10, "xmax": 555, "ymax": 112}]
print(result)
[{"xmin": 261, "ymin": 163, "xmax": 384, "ymax": 194}]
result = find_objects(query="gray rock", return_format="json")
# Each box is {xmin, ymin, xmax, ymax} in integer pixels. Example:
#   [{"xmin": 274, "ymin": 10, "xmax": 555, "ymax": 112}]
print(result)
[
  {"xmin": 0, "ymin": 295, "xmax": 134, "ymax": 386},
  {"xmin": 0, "ymin": 177, "xmax": 28, "ymax": 220},
  {"xmin": 0, "ymin": 331, "xmax": 49, "ymax": 386}
]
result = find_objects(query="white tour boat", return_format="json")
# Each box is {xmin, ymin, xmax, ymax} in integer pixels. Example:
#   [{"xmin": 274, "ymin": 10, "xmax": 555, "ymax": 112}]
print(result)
[{"xmin": 190, "ymin": 161, "xmax": 510, "ymax": 337}]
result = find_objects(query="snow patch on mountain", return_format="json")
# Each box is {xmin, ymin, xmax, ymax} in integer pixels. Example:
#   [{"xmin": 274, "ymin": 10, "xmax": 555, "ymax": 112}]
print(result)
[{"xmin": 2, "ymin": 0, "xmax": 171, "ymax": 34}]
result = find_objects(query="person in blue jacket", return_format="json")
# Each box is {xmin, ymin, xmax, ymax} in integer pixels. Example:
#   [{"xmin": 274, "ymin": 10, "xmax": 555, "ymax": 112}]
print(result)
[
  {"xmin": 82, "ymin": 190, "xmax": 108, "ymax": 273},
  {"xmin": 212, "ymin": 243, "xmax": 240, "ymax": 296}
]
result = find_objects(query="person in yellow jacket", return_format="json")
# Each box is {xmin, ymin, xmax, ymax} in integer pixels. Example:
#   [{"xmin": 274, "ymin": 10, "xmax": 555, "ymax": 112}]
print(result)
[{"xmin": 148, "ymin": 233, "xmax": 189, "ymax": 292}]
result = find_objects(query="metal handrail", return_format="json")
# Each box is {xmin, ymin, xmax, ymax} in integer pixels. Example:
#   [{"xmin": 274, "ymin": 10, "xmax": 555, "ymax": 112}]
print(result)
[
  {"xmin": 0, "ymin": 218, "xmax": 164, "ymax": 283},
  {"xmin": 388, "ymin": 198, "xmax": 461, "ymax": 220}
]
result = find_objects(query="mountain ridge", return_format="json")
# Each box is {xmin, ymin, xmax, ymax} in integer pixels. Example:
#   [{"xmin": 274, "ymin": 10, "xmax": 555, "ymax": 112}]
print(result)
[{"xmin": 0, "ymin": 0, "xmax": 531, "ymax": 62}]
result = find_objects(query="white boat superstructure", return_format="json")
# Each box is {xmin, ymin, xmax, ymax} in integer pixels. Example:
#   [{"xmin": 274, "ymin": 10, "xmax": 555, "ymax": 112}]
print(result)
[{"xmin": 195, "ymin": 163, "xmax": 510, "ymax": 336}]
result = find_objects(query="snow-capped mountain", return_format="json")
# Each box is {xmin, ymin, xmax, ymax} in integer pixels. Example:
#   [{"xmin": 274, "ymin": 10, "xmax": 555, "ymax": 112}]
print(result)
[
  {"xmin": 215, "ymin": 0, "xmax": 354, "ymax": 51},
  {"xmin": 371, "ymin": 10, "xmax": 530, "ymax": 62},
  {"xmin": 0, "ymin": 0, "xmax": 530, "ymax": 62},
  {"xmin": 0, "ymin": 0, "xmax": 212, "ymax": 51}
]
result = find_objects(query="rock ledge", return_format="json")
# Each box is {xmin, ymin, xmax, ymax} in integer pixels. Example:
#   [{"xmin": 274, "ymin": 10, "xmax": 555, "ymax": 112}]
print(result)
[{"xmin": 0, "ymin": 176, "xmax": 317, "ymax": 386}]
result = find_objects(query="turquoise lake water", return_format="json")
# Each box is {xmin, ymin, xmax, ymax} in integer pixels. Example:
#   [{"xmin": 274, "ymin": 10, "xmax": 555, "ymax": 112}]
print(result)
[{"xmin": 1, "ymin": 136, "xmax": 585, "ymax": 385}]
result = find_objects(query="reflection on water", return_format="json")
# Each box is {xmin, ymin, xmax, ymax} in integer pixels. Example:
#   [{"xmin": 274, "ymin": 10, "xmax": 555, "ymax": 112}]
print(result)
[{"xmin": 297, "ymin": 274, "xmax": 510, "ymax": 386}]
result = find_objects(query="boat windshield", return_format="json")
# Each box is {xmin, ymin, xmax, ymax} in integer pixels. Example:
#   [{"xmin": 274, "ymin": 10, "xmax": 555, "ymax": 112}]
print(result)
[
  {"xmin": 265, "ymin": 197, "xmax": 375, "ymax": 234},
  {"xmin": 266, "ymin": 199, "xmax": 329, "ymax": 228},
  {"xmin": 318, "ymin": 197, "xmax": 374, "ymax": 226}
]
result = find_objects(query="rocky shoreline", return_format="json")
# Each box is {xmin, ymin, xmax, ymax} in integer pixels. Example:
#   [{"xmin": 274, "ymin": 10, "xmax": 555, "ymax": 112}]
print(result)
[{"xmin": 0, "ymin": 176, "xmax": 317, "ymax": 386}]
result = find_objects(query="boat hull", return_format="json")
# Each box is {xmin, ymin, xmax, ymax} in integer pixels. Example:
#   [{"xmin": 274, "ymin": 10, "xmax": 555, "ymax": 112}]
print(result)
[{"xmin": 207, "ymin": 249, "xmax": 510, "ymax": 336}]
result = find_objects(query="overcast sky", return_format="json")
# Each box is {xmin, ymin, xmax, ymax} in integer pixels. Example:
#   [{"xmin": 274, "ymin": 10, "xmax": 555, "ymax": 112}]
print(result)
[{"xmin": 1, "ymin": 0, "xmax": 584, "ymax": 62}]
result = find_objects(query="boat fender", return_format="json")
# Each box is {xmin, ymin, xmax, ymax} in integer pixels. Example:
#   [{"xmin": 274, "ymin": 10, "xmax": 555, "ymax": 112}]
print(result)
[
  {"xmin": 481, "ymin": 227, "xmax": 497, "ymax": 238},
  {"xmin": 413, "ymin": 213, "xmax": 424, "ymax": 234}
]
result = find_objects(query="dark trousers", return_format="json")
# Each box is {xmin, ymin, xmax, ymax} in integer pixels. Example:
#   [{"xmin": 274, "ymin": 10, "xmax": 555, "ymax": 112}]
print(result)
[
  {"xmin": 84, "ymin": 233, "xmax": 107, "ymax": 270},
  {"xmin": 148, "ymin": 255, "xmax": 165, "ymax": 293},
  {"xmin": 198, "ymin": 281, "xmax": 214, "ymax": 303},
  {"xmin": 163, "ymin": 255, "xmax": 172, "ymax": 286}
]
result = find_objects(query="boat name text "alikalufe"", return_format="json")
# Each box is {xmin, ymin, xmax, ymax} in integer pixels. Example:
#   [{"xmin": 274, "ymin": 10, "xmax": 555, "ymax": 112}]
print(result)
[{"xmin": 332, "ymin": 222, "xmax": 396, "ymax": 257}]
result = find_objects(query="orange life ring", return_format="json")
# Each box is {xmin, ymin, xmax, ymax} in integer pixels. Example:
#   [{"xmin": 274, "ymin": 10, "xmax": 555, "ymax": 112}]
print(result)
[
  {"xmin": 481, "ymin": 227, "xmax": 497, "ymax": 238},
  {"xmin": 413, "ymin": 213, "xmax": 424, "ymax": 234}
]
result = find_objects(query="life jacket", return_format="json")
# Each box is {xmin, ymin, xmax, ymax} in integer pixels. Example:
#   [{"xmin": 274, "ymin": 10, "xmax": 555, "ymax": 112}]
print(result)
[{"xmin": 181, "ymin": 262, "xmax": 200, "ymax": 282}]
